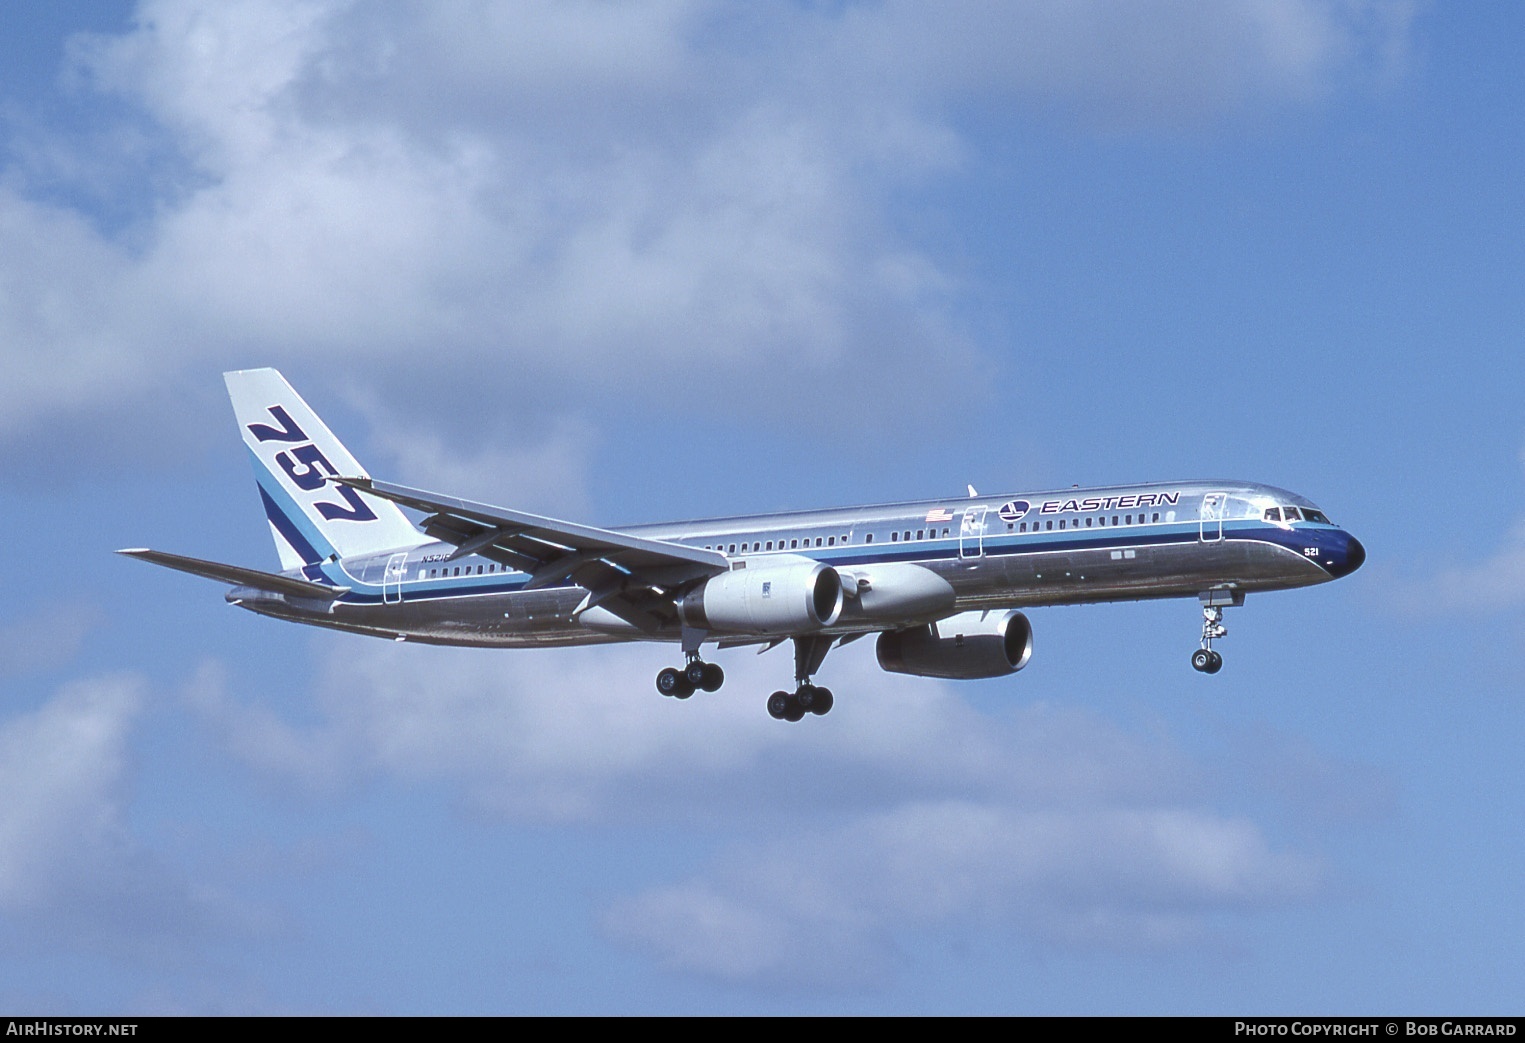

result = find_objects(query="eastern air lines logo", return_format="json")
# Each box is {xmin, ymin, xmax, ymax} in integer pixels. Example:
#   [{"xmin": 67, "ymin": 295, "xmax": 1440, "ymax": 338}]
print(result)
[{"xmin": 997, "ymin": 500, "xmax": 1030, "ymax": 521}]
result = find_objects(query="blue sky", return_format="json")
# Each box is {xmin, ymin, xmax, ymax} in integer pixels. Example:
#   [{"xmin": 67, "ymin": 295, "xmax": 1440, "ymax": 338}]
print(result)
[{"xmin": 1, "ymin": 0, "xmax": 1522, "ymax": 1014}]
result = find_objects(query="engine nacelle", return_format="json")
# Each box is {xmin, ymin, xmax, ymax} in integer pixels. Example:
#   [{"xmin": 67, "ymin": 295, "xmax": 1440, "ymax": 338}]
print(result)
[
  {"xmin": 837, "ymin": 562, "xmax": 956, "ymax": 625},
  {"xmin": 876, "ymin": 609, "xmax": 1034, "ymax": 680},
  {"xmin": 680, "ymin": 561, "xmax": 844, "ymax": 635}
]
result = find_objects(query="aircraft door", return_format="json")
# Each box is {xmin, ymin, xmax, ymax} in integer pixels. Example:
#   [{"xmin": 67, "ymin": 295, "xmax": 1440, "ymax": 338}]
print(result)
[
  {"xmin": 960, "ymin": 506, "xmax": 988, "ymax": 559},
  {"xmin": 383, "ymin": 551, "xmax": 408, "ymax": 604},
  {"xmin": 1199, "ymin": 492, "xmax": 1227, "ymax": 542}
]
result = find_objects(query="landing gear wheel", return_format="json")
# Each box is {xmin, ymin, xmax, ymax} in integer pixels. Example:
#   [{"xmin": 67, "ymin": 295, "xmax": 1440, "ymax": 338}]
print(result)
[
  {"xmin": 1205, "ymin": 650, "xmax": 1223, "ymax": 674},
  {"xmin": 657, "ymin": 667, "xmax": 693, "ymax": 698},
  {"xmin": 782, "ymin": 697, "xmax": 806, "ymax": 723},
  {"xmin": 700, "ymin": 662, "xmax": 725, "ymax": 692},
  {"xmin": 796, "ymin": 684, "xmax": 816, "ymax": 711},
  {"xmin": 809, "ymin": 687, "xmax": 834, "ymax": 715},
  {"xmin": 767, "ymin": 691, "xmax": 791, "ymax": 720},
  {"xmin": 1191, "ymin": 649, "xmax": 1213, "ymax": 673},
  {"xmin": 684, "ymin": 660, "xmax": 708, "ymax": 688}
]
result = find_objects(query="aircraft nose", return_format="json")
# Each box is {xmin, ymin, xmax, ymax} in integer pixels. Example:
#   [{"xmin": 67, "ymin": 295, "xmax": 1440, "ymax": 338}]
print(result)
[{"xmin": 1325, "ymin": 533, "xmax": 1365, "ymax": 579}]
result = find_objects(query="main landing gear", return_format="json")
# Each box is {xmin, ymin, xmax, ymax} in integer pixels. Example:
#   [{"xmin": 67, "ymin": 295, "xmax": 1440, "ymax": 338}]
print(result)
[
  {"xmin": 1191, "ymin": 589, "xmax": 1242, "ymax": 675},
  {"xmin": 655, "ymin": 632, "xmax": 839, "ymax": 721},
  {"xmin": 767, "ymin": 635, "xmax": 836, "ymax": 722},
  {"xmin": 656, "ymin": 626, "xmax": 725, "ymax": 699},
  {"xmin": 655, "ymin": 656, "xmax": 724, "ymax": 699},
  {"xmin": 767, "ymin": 685, "xmax": 833, "ymax": 722}
]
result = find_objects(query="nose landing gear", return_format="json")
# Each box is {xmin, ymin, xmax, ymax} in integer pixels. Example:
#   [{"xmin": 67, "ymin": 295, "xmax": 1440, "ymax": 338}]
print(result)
[{"xmin": 1191, "ymin": 589, "xmax": 1242, "ymax": 675}]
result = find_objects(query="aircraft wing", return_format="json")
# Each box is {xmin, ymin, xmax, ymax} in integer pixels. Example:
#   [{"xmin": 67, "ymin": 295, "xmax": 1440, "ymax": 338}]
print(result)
[
  {"xmin": 334, "ymin": 477, "xmax": 729, "ymax": 629},
  {"xmin": 118, "ymin": 548, "xmax": 350, "ymax": 600}
]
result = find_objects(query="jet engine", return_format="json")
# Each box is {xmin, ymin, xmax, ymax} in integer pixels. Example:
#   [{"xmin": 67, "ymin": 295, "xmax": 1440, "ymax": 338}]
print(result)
[
  {"xmin": 876, "ymin": 609, "xmax": 1034, "ymax": 680},
  {"xmin": 679, "ymin": 561, "xmax": 844, "ymax": 635}
]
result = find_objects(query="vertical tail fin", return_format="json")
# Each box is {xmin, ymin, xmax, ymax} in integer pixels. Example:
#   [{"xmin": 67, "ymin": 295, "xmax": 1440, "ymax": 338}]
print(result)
[{"xmin": 225, "ymin": 368, "xmax": 420, "ymax": 570}]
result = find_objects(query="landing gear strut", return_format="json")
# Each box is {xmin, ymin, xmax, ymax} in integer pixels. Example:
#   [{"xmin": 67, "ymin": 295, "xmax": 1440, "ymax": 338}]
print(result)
[
  {"xmin": 1191, "ymin": 589, "xmax": 1242, "ymax": 674},
  {"xmin": 767, "ymin": 635, "xmax": 835, "ymax": 721}
]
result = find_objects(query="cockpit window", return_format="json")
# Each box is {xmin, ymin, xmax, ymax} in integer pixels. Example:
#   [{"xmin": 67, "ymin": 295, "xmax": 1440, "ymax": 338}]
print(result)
[
  {"xmin": 1283, "ymin": 506, "xmax": 1302, "ymax": 522},
  {"xmin": 1302, "ymin": 508, "xmax": 1330, "ymax": 524},
  {"xmin": 1263, "ymin": 507, "xmax": 1282, "ymax": 522}
]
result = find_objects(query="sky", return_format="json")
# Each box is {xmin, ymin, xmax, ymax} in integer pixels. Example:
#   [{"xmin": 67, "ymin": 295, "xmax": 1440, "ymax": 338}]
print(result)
[{"xmin": 1, "ymin": 0, "xmax": 1522, "ymax": 1015}]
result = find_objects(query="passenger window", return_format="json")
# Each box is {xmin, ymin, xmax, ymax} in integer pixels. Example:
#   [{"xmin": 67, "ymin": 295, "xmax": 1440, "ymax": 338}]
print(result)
[
  {"xmin": 828, "ymin": 536, "xmax": 835, "ymax": 546},
  {"xmin": 916, "ymin": 529, "xmax": 924, "ymax": 540},
  {"xmin": 728, "ymin": 544, "xmax": 736, "ymax": 554},
  {"xmin": 1152, "ymin": 513, "xmax": 1159, "ymax": 523},
  {"xmin": 1112, "ymin": 516, "xmax": 1119, "ymax": 526},
  {"xmin": 891, "ymin": 532, "xmax": 898, "ymax": 541},
  {"xmin": 791, "ymin": 539, "xmax": 798, "ymax": 549},
  {"xmin": 815, "ymin": 537, "xmax": 822, "ymax": 547},
  {"xmin": 1059, "ymin": 520, "xmax": 1066, "ymax": 530},
  {"xmin": 904, "ymin": 531, "xmax": 911, "ymax": 541},
  {"xmin": 865, "ymin": 533, "xmax": 873, "ymax": 544},
  {"xmin": 1019, "ymin": 522, "xmax": 1026, "ymax": 533},
  {"xmin": 1046, "ymin": 520, "xmax": 1053, "ymax": 531},
  {"xmin": 1085, "ymin": 518, "xmax": 1093, "ymax": 528}
]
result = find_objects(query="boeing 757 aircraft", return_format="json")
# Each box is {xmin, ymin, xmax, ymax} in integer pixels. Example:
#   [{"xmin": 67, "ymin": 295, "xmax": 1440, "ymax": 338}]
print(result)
[{"xmin": 122, "ymin": 369, "xmax": 1365, "ymax": 721}]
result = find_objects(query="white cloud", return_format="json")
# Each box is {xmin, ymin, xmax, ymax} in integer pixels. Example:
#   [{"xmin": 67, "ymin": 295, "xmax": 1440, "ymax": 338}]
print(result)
[
  {"xmin": 0, "ymin": 676, "xmax": 142, "ymax": 908},
  {"xmin": 0, "ymin": 674, "xmax": 249, "ymax": 959},
  {"xmin": 606, "ymin": 801, "xmax": 1320, "ymax": 984},
  {"xmin": 821, "ymin": 0, "xmax": 1415, "ymax": 122},
  {"xmin": 354, "ymin": 402, "xmax": 599, "ymax": 519},
  {"xmin": 188, "ymin": 637, "xmax": 1330, "ymax": 983},
  {"xmin": 198, "ymin": 637, "xmax": 1194, "ymax": 820},
  {"xmin": 1392, "ymin": 515, "xmax": 1525, "ymax": 614},
  {"xmin": 0, "ymin": 0, "xmax": 1416, "ymax": 456},
  {"xmin": 0, "ymin": 600, "xmax": 102, "ymax": 679}
]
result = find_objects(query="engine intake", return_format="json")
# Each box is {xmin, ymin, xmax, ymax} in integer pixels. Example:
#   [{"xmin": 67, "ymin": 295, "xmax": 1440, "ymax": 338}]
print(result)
[
  {"xmin": 680, "ymin": 561, "xmax": 844, "ymax": 635},
  {"xmin": 876, "ymin": 609, "xmax": 1033, "ymax": 679}
]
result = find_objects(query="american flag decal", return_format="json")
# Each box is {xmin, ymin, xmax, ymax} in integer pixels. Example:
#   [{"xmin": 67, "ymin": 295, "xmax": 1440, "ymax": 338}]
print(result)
[{"xmin": 926, "ymin": 508, "xmax": 954, "ymax": 523}]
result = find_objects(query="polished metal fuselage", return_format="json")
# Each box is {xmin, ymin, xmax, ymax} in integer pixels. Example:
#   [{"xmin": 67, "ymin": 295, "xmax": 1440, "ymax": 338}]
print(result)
[{"xmin": 232, "ymin": 479, "xmax": 1363, "ymax": 648}]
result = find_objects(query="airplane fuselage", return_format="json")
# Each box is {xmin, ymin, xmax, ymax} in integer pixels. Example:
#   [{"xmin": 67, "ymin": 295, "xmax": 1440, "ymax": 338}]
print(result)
[{"xmin": 232, "ymin": 478, "xmax": 1363, "ymax": 649}]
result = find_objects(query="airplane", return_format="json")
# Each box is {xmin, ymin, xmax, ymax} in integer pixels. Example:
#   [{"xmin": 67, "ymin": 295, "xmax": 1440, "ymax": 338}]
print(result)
[{"xmin": 121, "ymin": 368, "xmax": 1366, "ymax": 721}]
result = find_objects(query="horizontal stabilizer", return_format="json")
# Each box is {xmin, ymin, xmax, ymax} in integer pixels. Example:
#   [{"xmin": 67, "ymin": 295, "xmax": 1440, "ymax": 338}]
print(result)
[{"xmin": 117, "ymin": 548, "xmax": 349, "ymax": 600}]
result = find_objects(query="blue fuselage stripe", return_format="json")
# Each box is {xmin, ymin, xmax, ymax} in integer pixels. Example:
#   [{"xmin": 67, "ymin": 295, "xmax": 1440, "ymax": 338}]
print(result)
[{"xmin": 325, "ymin": 521, "xmax": 1337, "ymax": 605}]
